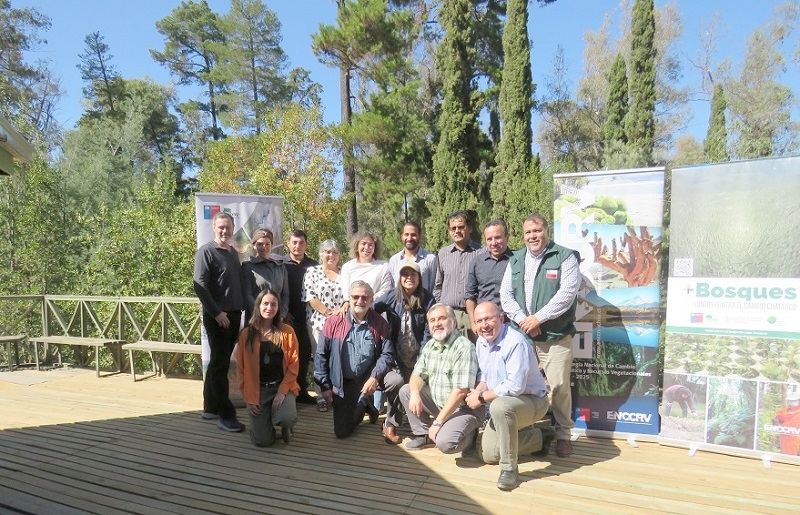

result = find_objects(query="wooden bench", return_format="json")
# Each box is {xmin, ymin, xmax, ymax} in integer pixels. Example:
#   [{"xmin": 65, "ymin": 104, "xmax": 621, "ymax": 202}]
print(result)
[
  {"xmin": 122, "ymin": 340, "xmax": 202, "ymax": 381},
  {"xmin": 28, "ymin": 336, "xmax": 125, "ymax": 377},
  {"xmin": 0, "ymin": 335, "xmax": 28, "ymax": 371}
]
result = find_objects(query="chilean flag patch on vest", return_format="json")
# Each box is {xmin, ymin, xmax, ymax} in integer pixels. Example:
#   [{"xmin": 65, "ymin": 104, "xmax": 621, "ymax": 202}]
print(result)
[{"xmin": 545, "ymin": 269, "xmax": 558, "ymax": 279}]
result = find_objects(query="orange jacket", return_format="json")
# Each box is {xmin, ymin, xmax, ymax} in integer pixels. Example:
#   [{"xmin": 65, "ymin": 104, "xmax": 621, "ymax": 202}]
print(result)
[{"xmin": 236, "ymin": 323, "xmax": 300, "ymax": 406}]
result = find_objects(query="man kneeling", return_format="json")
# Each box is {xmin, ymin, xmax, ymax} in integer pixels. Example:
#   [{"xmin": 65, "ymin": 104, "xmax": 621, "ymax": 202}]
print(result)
[
  {"xmin": 466, "ymin": 302, "xmax": 555, "ymax": 491},
  {"xmin": 399, "ymin": 304, "xmax": 482, "ymax": 454}
]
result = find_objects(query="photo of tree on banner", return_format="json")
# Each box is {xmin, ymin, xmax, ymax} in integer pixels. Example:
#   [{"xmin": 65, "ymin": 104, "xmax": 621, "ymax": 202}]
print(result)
[
  {"xmin": 706, "ymin": 377, "xmax": 758, "ymax": 450},
  {"xmin": 554, "ymin": 169, "xmax": 664, "ymax": 435}
]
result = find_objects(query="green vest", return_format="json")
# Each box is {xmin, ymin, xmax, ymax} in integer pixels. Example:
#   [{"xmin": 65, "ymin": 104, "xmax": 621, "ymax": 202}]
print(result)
[{"xmin": 508, "ymin": 242, "xmax": 578, "ymax": 342}]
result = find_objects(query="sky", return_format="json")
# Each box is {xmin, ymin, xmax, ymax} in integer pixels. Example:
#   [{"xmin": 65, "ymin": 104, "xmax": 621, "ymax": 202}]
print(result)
[{"xmin": 12, "ymin": 0, "xmax": 797, "ymax": 147}]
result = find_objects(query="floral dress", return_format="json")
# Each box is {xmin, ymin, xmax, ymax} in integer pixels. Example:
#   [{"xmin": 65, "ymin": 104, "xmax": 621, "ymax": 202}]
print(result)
[{"xmin": 302, "ymin": 265, "xmax": 345, "ymax": 333}]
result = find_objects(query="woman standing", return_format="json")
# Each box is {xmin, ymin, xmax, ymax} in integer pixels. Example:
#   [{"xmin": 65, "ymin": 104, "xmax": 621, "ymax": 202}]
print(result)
[
  {"xmin": 236, "ymin": 289, "xmax": 299, "ymax": 447},
  {"xmin": 301, "ymin": 239, "xmax": 345, "ymax": 412},
  {"xmin": 339, "ymin": 231, "xmax": 393, "ymax": 302},
  {"xmin": 373, "ymin": 261, "xmax": 434, "ymax": 444},
  {"xmin": 242, "ymin": 228, "xmax": 289, "ymax": 321}
]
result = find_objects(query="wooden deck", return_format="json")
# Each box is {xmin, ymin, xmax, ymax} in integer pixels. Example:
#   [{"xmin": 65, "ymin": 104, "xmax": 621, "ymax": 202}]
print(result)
[{"xmin": 1, "ymin": 368, "xmax": 798, "ymax": 514}]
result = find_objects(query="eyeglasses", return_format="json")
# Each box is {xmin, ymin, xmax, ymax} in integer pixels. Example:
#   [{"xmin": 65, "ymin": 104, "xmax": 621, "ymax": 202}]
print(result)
[{"xmin": 350, "ymin": 295, "xmax": 372, "ymax": 301}]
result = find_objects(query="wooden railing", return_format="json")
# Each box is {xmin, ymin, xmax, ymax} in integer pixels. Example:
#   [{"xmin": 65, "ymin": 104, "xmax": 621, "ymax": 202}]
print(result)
[{"xmin": 0, "ymin": 295, "xmax": 202, "ymax": 375}]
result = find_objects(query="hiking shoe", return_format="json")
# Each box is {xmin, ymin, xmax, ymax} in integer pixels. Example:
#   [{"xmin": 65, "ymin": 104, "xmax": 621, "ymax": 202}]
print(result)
[
  {"xmin": 532, "ymin": 426, "xmax": 557, "ymax": 458},
  {"xmin": 200, "ymin": 411, "xmax": 219, "ymax": 420},
  {"xmin": 555, "ymin": 438, "xmax": 573, "ymax": 457},
  {"xmin": 217, "ymin": 418, "xmax": 244, "ymax": 433},
  {"xmin": 405, "ymin": 435, "xmax": 433, "ymax": 451}
]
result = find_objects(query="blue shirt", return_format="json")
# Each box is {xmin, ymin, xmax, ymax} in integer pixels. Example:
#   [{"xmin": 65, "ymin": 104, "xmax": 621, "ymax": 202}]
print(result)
[
  {"xmin": 476, "ymin": 324, "xmax": 547, "ymax": 397},
  {"xmin": 340, "ymin": 312, "xmax": 376, "ymax": 379}
]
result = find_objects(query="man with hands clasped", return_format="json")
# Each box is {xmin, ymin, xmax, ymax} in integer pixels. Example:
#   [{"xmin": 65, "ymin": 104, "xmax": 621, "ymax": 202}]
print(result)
[{"xmin": 399, "ymin": 304, "xmax": 482, "ymax": 454}]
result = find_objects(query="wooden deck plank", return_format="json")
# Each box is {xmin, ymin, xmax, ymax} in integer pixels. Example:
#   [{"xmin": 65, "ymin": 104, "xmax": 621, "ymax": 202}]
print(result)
[{"xmin": 1, "ymin": 369, "xmax": 799, "ymax": 514}]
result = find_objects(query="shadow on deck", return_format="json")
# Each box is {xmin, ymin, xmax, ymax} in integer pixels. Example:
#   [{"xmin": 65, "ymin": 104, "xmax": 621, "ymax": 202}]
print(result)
[{"xmin": 0, "ymin": 369, "xmax": 797, "ymax": 514}]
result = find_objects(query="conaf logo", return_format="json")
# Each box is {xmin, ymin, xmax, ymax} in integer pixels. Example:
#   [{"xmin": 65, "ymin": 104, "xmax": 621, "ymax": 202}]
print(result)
[{"xmin": 607, "ymin": 411, "xmax": 652, "ymax": 423}]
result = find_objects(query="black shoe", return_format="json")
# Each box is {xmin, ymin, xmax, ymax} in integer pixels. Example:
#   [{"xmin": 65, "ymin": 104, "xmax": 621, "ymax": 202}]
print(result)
[
  {"xmin": 497, "ymin": 468, "xmax": 519, "ymax": 491},
  {"xmin": 363, "ymin": 401, "xmax": 379, "ymax": 424},
  {"xmin": 296, "ymin": 392, "xmax": 317, "ymax": 405},
  {"xmin": 200, "ymin": 411, "xmax": 219, "ymax": 420},
  {"xmin": 532, "ymin": 426, "xmax": 557, "ymax": 458},
  {"xmin": 405, "ymin": 435, "xmax": 433, "ymax": 450},
  {"xmin": 281, "ymin": 426, "xmax": 292, "ymax": 444},
  {"xmin": 217, "ymin": 418, "xmax": 244, "ymax": 433}
]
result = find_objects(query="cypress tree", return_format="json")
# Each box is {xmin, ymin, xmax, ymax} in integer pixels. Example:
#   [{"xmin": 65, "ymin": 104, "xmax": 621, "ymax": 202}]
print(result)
[
  {"xmin": 602, "ymin": 53, "xmax": 629, "ymax": 148},
  {"xmin": 704, "ymin": 83, "xmax": 729, "ymax": 163},
  {"xmin": 427, "ymin": 0, "xmax": 480, "ymax": 248},
  {"xmin": 490, "ymin": 0, "xmax": 533, "ymax": 244},
  {"xmin": 624, "ymin": 0, "xmax": 656, "ymax": 165}
]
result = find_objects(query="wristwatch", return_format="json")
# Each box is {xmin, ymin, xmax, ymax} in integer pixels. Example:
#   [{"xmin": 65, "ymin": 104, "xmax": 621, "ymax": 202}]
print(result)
[
  {"xmin": 432, "ymin": 420, "xmax": 442, "ymax": 427},
  {"xmin": 478, "ymin": 391, "xmax": 486, "ymax": 404}
]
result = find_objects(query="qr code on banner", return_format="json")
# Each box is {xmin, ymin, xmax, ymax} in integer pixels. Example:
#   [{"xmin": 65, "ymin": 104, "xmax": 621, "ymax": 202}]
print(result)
[{"xmin": 673, "ymin": 258, "xmax": 694, "ymax": 277}]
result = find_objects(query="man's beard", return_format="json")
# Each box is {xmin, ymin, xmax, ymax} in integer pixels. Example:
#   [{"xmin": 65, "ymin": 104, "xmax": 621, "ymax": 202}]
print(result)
[{"xmin": 430, "ymin": 328, "xmax": 452, "ymax": 342}]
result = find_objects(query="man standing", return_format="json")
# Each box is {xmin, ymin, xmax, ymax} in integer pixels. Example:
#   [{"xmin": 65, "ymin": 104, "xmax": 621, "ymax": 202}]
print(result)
[
  {"xmin": 389, "ymin": 221, "xmax": 439, "ymax": 293},
  {"xmin": 466, "ymin": 220, "xmax": 514, "ymax": 336},
  {"xmin": 500, "ymin": 212, "xmax": 580, "ymax": 458},
  {"xmin": 314, "ymin": 281, "xmax": 396, "ymax": 438},
  {"xmin": 399, "ymin": 304, "xmax": 482, "ymax": 454},
  {"xmin": 434, "ymin": 211, "xmax": 482, "ymax": 339},
  {"xmin": 193, "ymin": 212, "xmax": 245, "ymax": 433},
  {"xmin": 280, "ymin": 229, "xmax": 319, "ymax": 405},
  {"xmin": 466, "ymin": 302, "xmax": 556, "ymax": 490}
]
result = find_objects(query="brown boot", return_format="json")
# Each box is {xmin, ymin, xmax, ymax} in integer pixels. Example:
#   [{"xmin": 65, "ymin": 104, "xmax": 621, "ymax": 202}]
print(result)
[
  {"xmin": 555, "ymin": 439, "xmax": 573, "ymax": 457},
  {"xmin": 383, "ymin": 424, "xmax": 402, "ymax": 445}
]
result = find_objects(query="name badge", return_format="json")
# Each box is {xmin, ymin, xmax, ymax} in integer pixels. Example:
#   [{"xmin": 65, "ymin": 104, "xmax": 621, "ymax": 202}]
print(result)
[{"xmin": 545, "ymin": 269, "xmax": 558, "ymax": 279}]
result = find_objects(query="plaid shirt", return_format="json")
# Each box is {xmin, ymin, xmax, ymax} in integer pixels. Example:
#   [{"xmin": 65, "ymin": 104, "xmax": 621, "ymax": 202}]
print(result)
[{"xmin": 412, "ymin": 332, "xmax": 478, "ymax": 408}]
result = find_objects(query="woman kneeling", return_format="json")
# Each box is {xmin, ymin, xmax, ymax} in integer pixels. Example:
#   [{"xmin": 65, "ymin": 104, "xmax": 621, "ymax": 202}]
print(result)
[{"xmin": 237, "ymin": 288, "xmax": 299, "ymax": 446}]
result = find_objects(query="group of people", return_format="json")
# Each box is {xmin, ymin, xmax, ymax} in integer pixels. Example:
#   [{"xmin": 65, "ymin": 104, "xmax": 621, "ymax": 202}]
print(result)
[{"xmin": 193, "ymin": 209, "xmax": 580, "ymax": 491}]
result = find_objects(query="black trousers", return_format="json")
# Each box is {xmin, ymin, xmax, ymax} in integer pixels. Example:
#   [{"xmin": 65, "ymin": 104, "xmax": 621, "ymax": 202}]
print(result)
[
  {"xmin": 332, "ymin": 373, "xmax": 370, "ymax": 439},
  {"xmin": 289, "ymin": 310, "xmax": 312, "ymax": 392},
  {"xmin": 202, "ymin": 310, "xmax": 241, "ymax": 420}
]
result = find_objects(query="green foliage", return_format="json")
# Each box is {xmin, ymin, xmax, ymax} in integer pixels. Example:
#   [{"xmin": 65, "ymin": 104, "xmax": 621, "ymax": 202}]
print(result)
[
  {"xmin": 200, "ymin": 103, "xmax": 347, "ymax": 248},
  {"xmin": 726, "ymin": 17, "xmax": 799, "ymax": 159},
  {"xmin": 427, "ymin": 0, "xmax": 480, "ymax": 249},
  {"xmin": 602, "ymin": 53, "xmax": 629, "ymax": 150},
  {"xmin": 704, "ymin": 83, "xmax": 729, "ymax": 163},
  {"xmin": 214, "ymin": 0, "xmax": 290, "ymax": 135},
  {"xmin": 0, "ymin": 157, "xmax": 73, "ymax": 295},
  {"xmin": 0, "ymin": 0, "xmax": 61, "ymax": 140},
  {"xmin": 59, "ymin": 78, "xmax": 182, "ymax": 212},
  {"xmin": 491, "ymin": 0, "xmax": 533, "ymax": 244},
  {"xmin": 77, "ymin": 31, "xmax": 126, "ymax": 119},
  {"xmin": 623, "ymin": 0, "xmax": 656, "ymax": 166},
  {"xmin": 151, "ymin": 0, "xmax": 227, "ymax": 141},
  {"xmin": 80, "ymin": 166, "xmax": 195, "ymax": 296}
]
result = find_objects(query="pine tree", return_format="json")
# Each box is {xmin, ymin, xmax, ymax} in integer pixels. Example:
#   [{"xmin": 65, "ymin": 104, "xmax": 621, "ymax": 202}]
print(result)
[
  {"xmin": 151, "ymin": 0, "xmax": 227, "ymax": 141},
  {"xmin": 704, "ymin": 83, "xmax": 729, "ymax": 163},
  {"xmin": 624, "ymin": 0, "xmax": 656, "ymax": 166},
  {"xmin": 490, "ymin": 0, "xmax": 532, "ymax": 244},
  {"xmin": 427, "ymin": 0, "xmax": 479, "ymax": 249}
]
